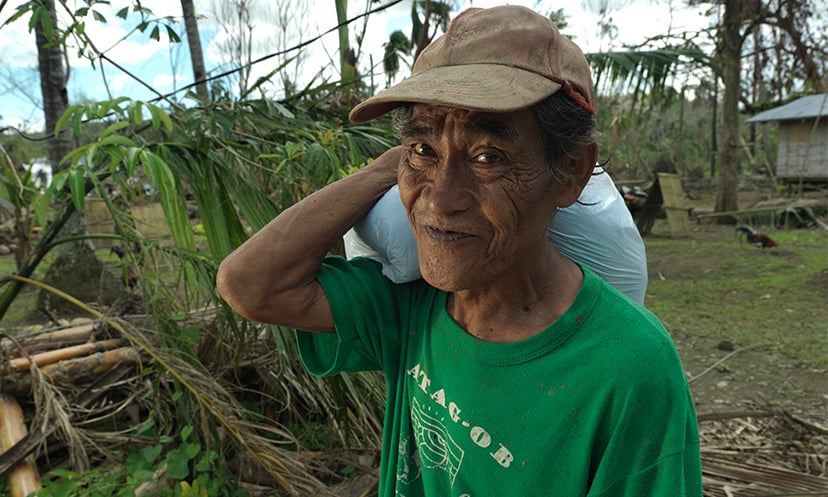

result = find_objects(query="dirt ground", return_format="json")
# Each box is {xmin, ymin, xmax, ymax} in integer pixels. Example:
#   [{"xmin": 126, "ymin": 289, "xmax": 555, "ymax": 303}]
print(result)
[
  {"xmin": 648, "ymin": 186, "xmax": 827, "ymax": 417},
  {"xmin": 673, "ymin": 331, "xmax": 827, "ymax": 415}
]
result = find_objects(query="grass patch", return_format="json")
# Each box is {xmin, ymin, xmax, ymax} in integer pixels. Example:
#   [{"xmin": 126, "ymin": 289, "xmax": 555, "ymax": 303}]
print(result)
[
  {"xmin": 0, "ymin": 252, "xmax": 49, "ymax": 326},
  {"xmin": 644, "ymin": 223, "xmax": 828, "ymax": 368}
]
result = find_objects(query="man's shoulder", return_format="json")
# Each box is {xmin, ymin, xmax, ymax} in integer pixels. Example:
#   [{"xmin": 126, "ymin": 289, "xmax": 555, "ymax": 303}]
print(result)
[
  {"xmin": 580, "ymin": 265, "xmax": 646, "ymax": 312},
  {"xmin": 580, "ymin": 266, "xmax": 675, "ymax": 347}
]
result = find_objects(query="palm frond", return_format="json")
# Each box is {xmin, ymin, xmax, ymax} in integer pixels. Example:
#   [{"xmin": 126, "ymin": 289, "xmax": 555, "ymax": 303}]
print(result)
[{"xmin": 588, "ymin": 48, "xmax": 715, "ymax": 107}]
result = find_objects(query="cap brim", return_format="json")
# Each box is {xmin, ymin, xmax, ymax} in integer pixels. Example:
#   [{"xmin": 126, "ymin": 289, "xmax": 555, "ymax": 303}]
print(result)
[{"xmin": 349, "ymin": 64, "xmax": 563, "ymax": 123}]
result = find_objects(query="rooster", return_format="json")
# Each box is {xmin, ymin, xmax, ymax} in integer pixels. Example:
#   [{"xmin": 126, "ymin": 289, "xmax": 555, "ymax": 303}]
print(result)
[{"xmin": 736, "ymin": 226, "xmax": 778, "ymax": 249}]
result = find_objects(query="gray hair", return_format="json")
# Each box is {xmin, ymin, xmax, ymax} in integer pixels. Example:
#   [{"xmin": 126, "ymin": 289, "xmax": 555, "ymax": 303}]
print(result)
[
  {"xmin": 391, "ymin": 92, "xmax": 600, "ymax": 185},
  {"xmin": 533, "ymin": 92, "xmax": 600, "ymax": 184}
]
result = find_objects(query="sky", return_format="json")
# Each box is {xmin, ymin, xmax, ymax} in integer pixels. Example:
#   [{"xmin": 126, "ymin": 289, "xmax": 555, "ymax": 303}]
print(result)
[{"xmin": 0, "ymin": 0, "xmax": 714, "ymax": 133}]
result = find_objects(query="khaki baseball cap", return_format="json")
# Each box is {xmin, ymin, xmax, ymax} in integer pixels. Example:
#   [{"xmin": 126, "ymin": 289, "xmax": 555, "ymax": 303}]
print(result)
[{"xmin": 349, "ymin": 5, "xmax": 596, "ymax": 123}]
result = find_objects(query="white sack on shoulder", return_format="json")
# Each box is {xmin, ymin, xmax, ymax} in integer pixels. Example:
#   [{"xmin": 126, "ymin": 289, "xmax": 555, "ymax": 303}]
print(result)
[
  {"xmin": 548, "ymin": 168, "xmax": 648, "ymax": 304},
  {"xmin": 343, "ymin": 185, "xmax": 420, "ymax": 283}
]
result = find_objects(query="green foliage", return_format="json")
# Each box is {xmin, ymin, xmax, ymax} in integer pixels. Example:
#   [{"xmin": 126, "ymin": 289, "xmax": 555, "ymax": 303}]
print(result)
[
  {"xmin": 378, "ymin": 0, "xmax": 456, "ymax": 85},
  {"xmin": 1, "ymin": 92, "xmax": 394, "ymax": 494},
  {"xmin": 383, "ymin": 30, "xmax": 411, "ymax": 85},
  {"xmin": 0, "ymin": 148, "xmax": 56, "ymax": 274},
  {"xmin": 410, "ymin": 0, "xmax": 454, "ymax": 51},
  {"xmin": 35, "ymin": 424, "xmax": 247, "ymax": 497},
  {"xmin": 546, "ymin": 8, "xmax": 569, "ymax": 31},
  {"xmin": 0, "ymin": 132, "xmax": 48, "ymax": 169},
  {"xmin": 597, "ymin": 91, "xmax": 715, "ymax": 180},
  {"xmin": 0, "ymin": 156, "xmax": 53, "ymax": 227}
]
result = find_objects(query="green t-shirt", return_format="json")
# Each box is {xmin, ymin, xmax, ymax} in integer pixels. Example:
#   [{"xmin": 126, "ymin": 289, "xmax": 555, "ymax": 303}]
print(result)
[{"xmin": 297, "ymin": 256, "xmax": 702, "ymax": 497}]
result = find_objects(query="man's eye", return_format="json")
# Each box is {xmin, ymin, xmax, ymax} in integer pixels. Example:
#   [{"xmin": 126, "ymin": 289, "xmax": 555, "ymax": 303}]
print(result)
[
  {"xmin": 413, "ymin": 143, "xmax": 435, "ymax": 156},
  {"xmin": 474, "ymin": 151, "xmax": 501, "ymax": 164}
]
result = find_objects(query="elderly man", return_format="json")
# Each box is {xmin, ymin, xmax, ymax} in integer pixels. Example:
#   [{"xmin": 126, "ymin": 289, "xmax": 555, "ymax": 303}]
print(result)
[{"xmin": 217, "ymin": 5, "xmax": 702, "ymax": 496}]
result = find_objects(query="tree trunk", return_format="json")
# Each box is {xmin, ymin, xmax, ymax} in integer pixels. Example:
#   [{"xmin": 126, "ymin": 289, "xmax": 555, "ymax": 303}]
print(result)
[
  {"xmin": 35, "ymin": 0, "xmax": 72, "ymax": 169},
  {"xmin": 714, "ymin": 0, "xmax": 743, "ymax": 216},
  {"xmin": 34, "ymin": 0, "xmax": 125, "ymax": 319},
  {"xmin": 181, "ymin": 0, "xmax": 210, "ymax": 103},
  {"xmin": 413, "ymin": 0, "xmax": 433, "ymax": 62},
  {"xmin": 334, "ymin": 0, "xmax": 356, "ymax": 83},
  {"xmin": 710, "ymin": 75, "xmax": 718, "ymax": 178},
  {"xmin": 750, "ymin": 23, "xmax": 760, "ymax": 162}
]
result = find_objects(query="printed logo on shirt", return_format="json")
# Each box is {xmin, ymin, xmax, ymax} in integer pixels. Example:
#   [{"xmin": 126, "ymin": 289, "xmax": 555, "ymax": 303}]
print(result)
[
  {"xmin": 411, "ymin": 397, "xmax": 464, "ymax": 484},
  {"xmin": 404, "ymin": 362, "xmax": 515, "ymax": 486}
]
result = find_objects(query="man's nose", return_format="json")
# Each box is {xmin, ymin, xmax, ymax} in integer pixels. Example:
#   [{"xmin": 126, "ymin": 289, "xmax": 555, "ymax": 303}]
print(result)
[{"xmin": 424, "ymin": 157, "xmax": 474, "ymax": 215}]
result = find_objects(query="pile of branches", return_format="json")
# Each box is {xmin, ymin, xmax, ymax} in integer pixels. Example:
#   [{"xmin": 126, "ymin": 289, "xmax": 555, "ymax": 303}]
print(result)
[
  {"xmin": 0, "ymin": 316, "xmax": 381, "ymax": 497},
  {"xmin": 699, "ymin": 409, "xmax": 828, "ymax": 496},
  {"xmin": 0, "ymin": 318, "xmax": 148, "ymax": 495}
]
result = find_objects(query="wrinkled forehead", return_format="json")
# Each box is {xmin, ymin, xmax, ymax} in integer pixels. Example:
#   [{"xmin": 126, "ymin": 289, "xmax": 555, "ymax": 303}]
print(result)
[{"xmin": 402, "ymin": 104, "xmax": 538, "ymax": 143}]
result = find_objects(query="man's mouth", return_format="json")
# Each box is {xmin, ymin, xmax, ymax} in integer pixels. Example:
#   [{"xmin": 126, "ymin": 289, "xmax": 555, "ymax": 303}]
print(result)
[{"xmin": 424, "ymin": 226, "xmax": 472, "ymax": 242}]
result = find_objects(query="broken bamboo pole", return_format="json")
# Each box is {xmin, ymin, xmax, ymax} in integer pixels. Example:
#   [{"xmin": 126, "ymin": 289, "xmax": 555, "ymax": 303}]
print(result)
[
  {"xmin": 42, "ymin": 346, "xmax": 145, "ymax": 378},
  {"xmin": 2, "ymin": 322, "xmax": 97, "ymax": 358},
  {"xmin": 0, "ymin": 394, "xmax": 41, "ymax": 497},
  {"xmin": 2, "ymin": 339, "xmax": 125, "ymax": 374},
  {"xmin": 0, "ymin": 347, "xmax": 146, "ymax": 397}
]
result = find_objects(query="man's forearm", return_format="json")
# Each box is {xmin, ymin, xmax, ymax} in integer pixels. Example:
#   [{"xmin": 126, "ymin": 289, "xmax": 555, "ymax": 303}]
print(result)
[{"xmin": 217, "ymin": 147, "xmax": 401, "ymax": 328}]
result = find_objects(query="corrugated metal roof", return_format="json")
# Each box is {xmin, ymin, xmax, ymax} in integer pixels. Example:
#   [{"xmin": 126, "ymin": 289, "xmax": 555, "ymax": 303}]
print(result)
[{"xmin": 746, "ymin": 94, "xmax": 828, "ymax": 123}]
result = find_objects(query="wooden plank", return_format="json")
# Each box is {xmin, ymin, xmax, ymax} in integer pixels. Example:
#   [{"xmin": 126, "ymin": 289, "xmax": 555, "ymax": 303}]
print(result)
[
  {"xmin": 1, "ymin": 322, "xmax": 97, "ymax": 358},
  {"xmin": 657, "ymin": 173, "xmax": 685, "ymax": 208},
  {"xmin": 657, "ymin": 173, "xmax": 690, "ymax": 234},
  {"xmin": 3, "ymin": 338, "xmax": 124, "ymax": 374},
  {"xmin": 777, "ymin": 120, "xmax": 828, "ymax": 179},
  {"xmin": 694, "ymin": 206, "xmax": 791, "ymax": 219}
]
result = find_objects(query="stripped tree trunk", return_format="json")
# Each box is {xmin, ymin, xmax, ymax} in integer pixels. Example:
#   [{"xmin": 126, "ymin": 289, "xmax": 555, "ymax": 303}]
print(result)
[{"xmin": 181, "ymin": 0, "xmax": 210, "ymax": 102}]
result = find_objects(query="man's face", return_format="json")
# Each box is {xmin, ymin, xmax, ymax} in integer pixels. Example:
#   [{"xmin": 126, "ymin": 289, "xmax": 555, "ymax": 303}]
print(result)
[{"xmin": 397, "ymin": 104, "xmax": 566, "ymax": 292}]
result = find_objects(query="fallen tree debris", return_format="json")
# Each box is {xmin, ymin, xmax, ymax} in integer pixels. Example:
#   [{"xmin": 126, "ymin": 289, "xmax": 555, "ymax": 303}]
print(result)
[{"xmin": 700, "ymin": 410, "xmax": 828, "ymax": 496}]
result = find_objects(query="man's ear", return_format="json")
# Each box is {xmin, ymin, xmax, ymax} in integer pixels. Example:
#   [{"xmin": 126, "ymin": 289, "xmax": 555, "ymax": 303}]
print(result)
[{"xmin": 555, "ymin": 143, "xmax": 598, "ymax": 208}]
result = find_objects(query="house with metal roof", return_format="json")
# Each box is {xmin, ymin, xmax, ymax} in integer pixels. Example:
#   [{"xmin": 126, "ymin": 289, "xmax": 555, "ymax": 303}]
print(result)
[{"xmin": 746, "ymin": 94, "xmax": 828, "ymax": 183}]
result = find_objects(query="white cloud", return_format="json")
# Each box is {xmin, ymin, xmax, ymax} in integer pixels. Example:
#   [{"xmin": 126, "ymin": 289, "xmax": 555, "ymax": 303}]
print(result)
[
  {"xmin": 108, "ymin": 73, "xmax": 132, "ymax": 92},
  {"xmin": 0, "ymin": 5, "xmax": 37, "ymax": 67},
  {"xmin": 0, "ymin": 115, "xmax": 37, "ymax": 133},
  {"xmin": 152, "ymin": 72, "xmax": 187, "ymax": 88}
]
